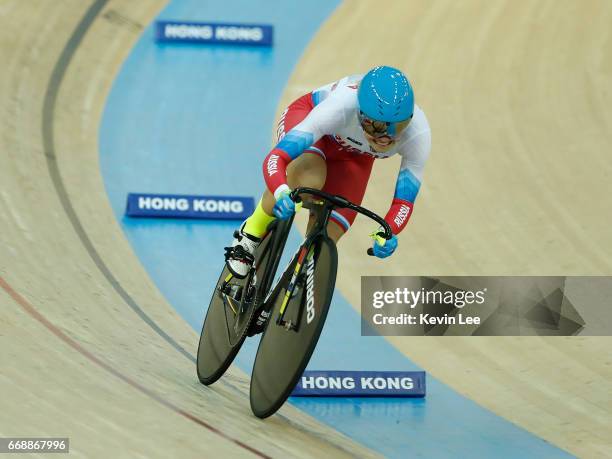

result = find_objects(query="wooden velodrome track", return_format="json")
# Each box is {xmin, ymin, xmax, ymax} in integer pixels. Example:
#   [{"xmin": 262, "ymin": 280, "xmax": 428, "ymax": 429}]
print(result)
[
  {"xmin": 284, "ymin": 1, "xmax": 612, "ymax": 457},
  {"xmin": 0, "ymin": 1, "xmax": 610, "ymax": 458},
  {"xmin": 0, "ymin": 1, "xmax": 380, "ymax": 458}
]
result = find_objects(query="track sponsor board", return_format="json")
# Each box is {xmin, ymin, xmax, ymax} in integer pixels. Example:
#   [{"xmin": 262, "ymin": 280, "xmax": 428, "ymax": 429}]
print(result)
[
  {"xmin": 155, "ymin": 21, "xmax": 273, "ymax": 46},
  {"xmin": 125, "ymin": 193, "xmax": 254, "ymax": 220},
  {"xmin": 291, "ymin": 370, "xmax": 426, "ymax": 397}
]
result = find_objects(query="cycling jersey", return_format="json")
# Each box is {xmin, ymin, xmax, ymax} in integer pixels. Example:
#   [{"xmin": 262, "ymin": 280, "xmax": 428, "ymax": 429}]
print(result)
[{"xmin": 264, "ymin": 75, "xmax": 431, "ymax": 234}]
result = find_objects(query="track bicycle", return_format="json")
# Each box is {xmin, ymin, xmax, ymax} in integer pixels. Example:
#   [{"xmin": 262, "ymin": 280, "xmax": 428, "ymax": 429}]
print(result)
[{"xmin": 196, "ymin": 187, "xmax": 392, "ymax": 418}]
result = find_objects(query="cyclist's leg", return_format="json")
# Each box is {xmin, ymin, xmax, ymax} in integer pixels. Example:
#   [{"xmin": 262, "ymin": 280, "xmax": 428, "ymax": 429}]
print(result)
[
  {"xmin": 260, "ymin": 151, "xmax": 326, "ymax": 213},
  {"xmin": 249, "ymin": 92, "xmax": 326, "ymax": 233},
  {"xmin": 307, "ymin": 153, "xmax": 375, "ymax": 244},
  {"xmin": 227, "ymin": 95, "xmax": 318, "ymax": 277}
]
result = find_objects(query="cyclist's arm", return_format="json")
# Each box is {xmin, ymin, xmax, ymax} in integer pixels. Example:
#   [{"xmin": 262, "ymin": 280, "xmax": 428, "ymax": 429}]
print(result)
[
  {"xmin": 263, "ymin": 127, "xmax": 321, "ymax": 198},
  {"xmin": 384, "ymin": 129, "xmax": 431, "ymax": 234},
  {"xmin": 263, "ymin": 93, "xmax": 350, "ymax": 198}
]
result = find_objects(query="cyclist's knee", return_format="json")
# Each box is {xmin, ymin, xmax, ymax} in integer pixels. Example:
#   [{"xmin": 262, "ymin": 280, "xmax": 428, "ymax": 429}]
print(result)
[
  {"xmin": 286, "ymin": 154, "xmax": 326, "ymax": 190},
  {"xmin": 327, "ymin": 219, "xmax": 345, "ymax": 243}
]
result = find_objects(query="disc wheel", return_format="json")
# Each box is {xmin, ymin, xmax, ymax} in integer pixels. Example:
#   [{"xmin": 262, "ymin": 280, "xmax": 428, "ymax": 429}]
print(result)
[
  {"xmin": 249, "ymin": 236, "xmax": 337, "ymax": 418},
  {"xmin": 196, "ymin": 232, "xmax": 273, "ymax": 385}
]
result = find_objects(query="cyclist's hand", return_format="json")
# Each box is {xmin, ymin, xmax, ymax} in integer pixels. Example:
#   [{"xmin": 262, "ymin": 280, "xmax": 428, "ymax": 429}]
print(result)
[
  {"xmin": 370, "ymin": 228, "xmax": 398, "ymax": 259},
  {"xmin": 273, "ymin": 189, "xmax": 296, "ymax": 220}
]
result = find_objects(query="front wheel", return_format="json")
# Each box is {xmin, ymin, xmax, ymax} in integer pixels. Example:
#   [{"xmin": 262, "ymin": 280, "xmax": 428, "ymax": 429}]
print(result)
[{"xmin": 249, "ymin": 236, "xmax": 338, "ymax": 418}]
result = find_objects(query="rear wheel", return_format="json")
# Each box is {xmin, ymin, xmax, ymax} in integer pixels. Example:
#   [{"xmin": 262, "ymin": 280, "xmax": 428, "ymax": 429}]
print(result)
[
  {"xmin": 249, "ymin": 236, "xmax": 337, "ymax": 418},
  {"xmin": 196, "ymin": 231, "xmax": 274, "ymax": 385}
]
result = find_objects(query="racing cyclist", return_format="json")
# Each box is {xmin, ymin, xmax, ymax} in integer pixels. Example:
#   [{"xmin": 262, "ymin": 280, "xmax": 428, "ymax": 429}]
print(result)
[{"xmin": 225, "ymin": 65, "xmax": 431, "ymax": 278}]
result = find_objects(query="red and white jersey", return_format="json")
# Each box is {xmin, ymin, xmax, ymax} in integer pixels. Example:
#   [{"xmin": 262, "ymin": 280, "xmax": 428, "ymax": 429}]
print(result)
[
  {"xmin": 302, "ymin": 75, "xmax": 431, "ymax": 179},
  {"xmin": 265, "ymin": 74, "xmax": 432, "ymax": 234}
]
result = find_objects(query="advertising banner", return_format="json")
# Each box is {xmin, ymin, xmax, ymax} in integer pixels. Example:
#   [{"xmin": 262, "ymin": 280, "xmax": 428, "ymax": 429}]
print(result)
[
  {"xmin": 125, "ymin": 193, "xmax": 254, "ymax": 220},
  {"xmin": 291, "ymin": 370, "xmax": 426, "ymax": 397},
  {"xmin": 155, "ymin": 21, "xmax": 273, "ymax": 46}
]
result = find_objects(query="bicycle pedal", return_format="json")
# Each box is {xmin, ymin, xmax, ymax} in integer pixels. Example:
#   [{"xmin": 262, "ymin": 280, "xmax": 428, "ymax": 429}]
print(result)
[{"xmin": 223, "ymin": 245, "xmax": 255, "ymax": 264}]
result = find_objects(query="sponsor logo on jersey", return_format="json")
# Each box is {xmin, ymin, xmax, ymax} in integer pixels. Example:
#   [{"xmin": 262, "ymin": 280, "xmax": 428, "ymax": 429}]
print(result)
[
  {"xmin": 267, "ymin": 154, "xmax": 279, "ymax": 176},
  {"xmin": 276, "ymin": 108, "xmax": 288, "ymax": 141},
  {"xmin": 346, "ymin": 136, "xmax": 363, "ymax": 146},
  {"xmin": 333, "ymin": 135, "xmax": 363, "ymax": 155},
  {"xmin": 363, "ymin": 147, "xmax": 394, "ymax": 159},
  {"xmin": 394, "ymin": 204, "xmax": 412, "ymax": 227},
  {"xmin": 305, "ymin": 252, "xmax": 316, "ymax": 323}
]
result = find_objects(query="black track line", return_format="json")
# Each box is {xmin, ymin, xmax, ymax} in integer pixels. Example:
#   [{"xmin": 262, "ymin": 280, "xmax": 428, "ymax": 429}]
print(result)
[
  {"xmin": 41, "ymin": 0, "xmax": 195, "ymax": 363},
  {"xmin": 38, "ymin": 5, "xmax": 371, "ymax": 456}
]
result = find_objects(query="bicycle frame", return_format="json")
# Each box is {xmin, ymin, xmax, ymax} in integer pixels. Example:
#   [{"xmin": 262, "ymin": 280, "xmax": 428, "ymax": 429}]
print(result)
[
  {"xmin": 252, "ymin": 210, "xmax": 315, "ymax": 327},
  {"xmin": 258, "ymin": 187, "xmax": 392, "ymax": 330}
]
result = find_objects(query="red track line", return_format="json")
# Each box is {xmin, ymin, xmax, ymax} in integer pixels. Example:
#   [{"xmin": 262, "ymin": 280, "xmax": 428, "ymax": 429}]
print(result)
[{"xmin": 0, "ymin": 275, "xmax": 270, "ymax": 459}]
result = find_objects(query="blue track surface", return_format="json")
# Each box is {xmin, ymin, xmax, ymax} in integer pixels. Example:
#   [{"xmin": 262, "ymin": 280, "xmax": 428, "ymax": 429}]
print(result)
[{"xmin": 99, "ymin": 1, "xmax": 574, "ymax": 457}]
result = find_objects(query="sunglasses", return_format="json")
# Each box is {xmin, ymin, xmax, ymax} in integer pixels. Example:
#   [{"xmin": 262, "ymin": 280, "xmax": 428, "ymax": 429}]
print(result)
[{"xmin": 359, "ymin": 111, "xmax": 412, "ymax": 138}]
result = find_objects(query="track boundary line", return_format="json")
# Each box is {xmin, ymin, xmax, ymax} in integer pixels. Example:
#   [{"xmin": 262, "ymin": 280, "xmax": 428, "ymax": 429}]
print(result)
[
  {"xmin": 35, "ymin": 2, "xmax": 272, "ymax": 456},
  {"xmin": 0, "ymin": 275, "xmax": 270, "ymax": 458}
]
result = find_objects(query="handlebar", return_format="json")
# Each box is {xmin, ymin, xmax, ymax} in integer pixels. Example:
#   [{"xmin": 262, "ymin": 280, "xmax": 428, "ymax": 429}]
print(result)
[{"xmin": 290, "ymin": 187, "xmax": 393, "ymax": 255}]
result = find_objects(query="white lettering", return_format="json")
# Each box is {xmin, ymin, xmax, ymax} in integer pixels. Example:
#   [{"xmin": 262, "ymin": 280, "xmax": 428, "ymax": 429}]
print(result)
[
  {"xmin": 177, "ymin": 199, "xmax": 189, "ymax": 211},
  {"xmin": 138, "ymin": 196, "xmax": 152, "ymax": 209},
  {"xmin": 305, "ymin": 253, "xmax": 316, "ymax": 323},
  {"xmin": 419, "ymin": 314, "xmax": 479, "ymax": 325},
  {"xmin": 394, "ymin": 204, "xmax": 411, "ymax": 227},
  {"xmin": 151, "ymin": 197, "xmax": 163, "ymax": 209},
  {"xmin": 372, "ymin": 291, "xmax": 385, "ymax": 308},
  {"xmin": 165, "ymin": 24, "xmax": 213, "ymax": 39},
  {"xmin": 215, "ymin": 26, "xmax": 263, "ymax": 42},
  {"xmin": 217, "ymin": 200, "xmax": 230, "ymax": 213},
  {"xmin": 193, "ymin": 199, "xmax": 205, "ymax": 212},
  {"xmin": 301, "ymin": 376, "xmax": 357, "ymax": 390},
  {"xmin": 267, "ymin": 154, "xmax": 279, "ymax": 176},
  {"xmin": 138, "ymin": 196, "xmax": 189, "ymax": 211},
  {"xmin": 162, "ymin": 198, "xmax": 176, "ymax": 210},
  {"xmin": 192, "ymin": 199, "xmax": 243, "ymax": 214}
]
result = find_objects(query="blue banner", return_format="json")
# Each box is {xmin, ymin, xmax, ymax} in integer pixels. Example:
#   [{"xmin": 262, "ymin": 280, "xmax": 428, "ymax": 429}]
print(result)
[
  {"xmin": 291, "ymin": 370, "xmax": 426, "ymax": 397},
  {"xmin": 125, "ymin": 193, "xmax": 254, "ymax": 220},
  {"xmin": 155, "ymin": 21, "xmax": 273, "ymax": 46}
]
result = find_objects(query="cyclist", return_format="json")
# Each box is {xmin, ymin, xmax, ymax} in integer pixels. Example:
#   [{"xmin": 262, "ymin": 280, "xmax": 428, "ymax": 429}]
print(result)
[{"xmin": 226, "ymin": 65, "xmax": 431, "ymax": 278}]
